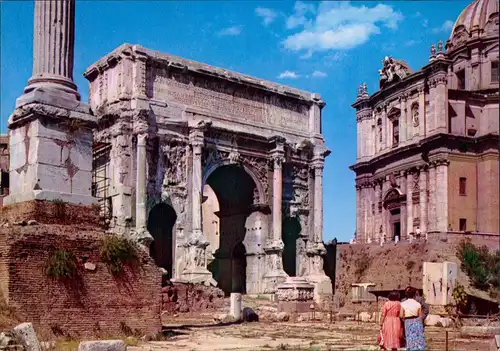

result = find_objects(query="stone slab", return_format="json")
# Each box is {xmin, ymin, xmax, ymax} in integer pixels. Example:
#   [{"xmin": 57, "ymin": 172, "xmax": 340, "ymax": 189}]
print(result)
[
  {"xmin": 15, "ymin": 88, "xmax": 91, "ymax": 115},
  {"xmin": 77, "ymin": 340, "xmax": 127, "ymax": 351},
  {"xmin": 3, "ymin": 190, "xmax": 97, "ymax": 207},
  {"xmin": 278, "ymin": 301, "xmax": 315, "ymax": 314},
  {"xmin": 461, "ymin": 326, "xmax": 500, "ymax": 338}
]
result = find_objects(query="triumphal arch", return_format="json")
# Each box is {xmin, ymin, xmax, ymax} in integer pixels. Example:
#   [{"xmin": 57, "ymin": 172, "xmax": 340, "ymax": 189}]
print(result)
[{"xmin": 85, "ymin": 44, "xmax": 331, "ymax": 297}]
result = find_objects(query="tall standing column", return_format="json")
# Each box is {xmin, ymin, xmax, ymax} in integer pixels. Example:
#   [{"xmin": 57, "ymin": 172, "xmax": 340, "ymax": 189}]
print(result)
[
  {"xmin": 263, "ymin": 142, "xmax": 288, "ymax": 293},
  {"xmin": 428, "ymin": 164, "xmax": 437, "ymax": 232},
  {"xmin": 406, "ymin": 170, "xmax": 414, "ymax": 237},
  {"xmin": 179, "ymin": 125, "xmax": 211, "ymax": 282},
  {"xmin": 419, "ymin": 166, "xmax": 428, "ymax": 235},
  {"xmin": 306, "ymin": 149, "xmax": 332, "ymax": 302},
  {"xmin": 135, "ymin": 134, "xmax": 148, "ymax": 232},
  {"xmin": 5, "ymin": 0, "xmax": 96, "ymax": 208},
  {"xmin": 25, "ymin": 0, "xmax": 79, "ymax": 99}
]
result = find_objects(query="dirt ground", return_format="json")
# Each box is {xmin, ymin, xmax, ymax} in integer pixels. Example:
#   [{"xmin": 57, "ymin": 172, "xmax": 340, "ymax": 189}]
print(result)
[{"xmin": 129, "ymin": 317, "xmax": 492, "ymax": 351}]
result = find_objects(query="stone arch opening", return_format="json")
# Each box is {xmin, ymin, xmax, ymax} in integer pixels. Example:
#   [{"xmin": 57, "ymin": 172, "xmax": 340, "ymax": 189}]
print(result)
[
  {"xmin": 147, "ymin": 203, "xmax": 177, "ymax": 278},
  {"xmin": 282, "ymin": 216, "xmax": 301, "ymax": 276},
  {"xmin": 204, "ymin": 164, "xmax": 255, "ymax": 295}
]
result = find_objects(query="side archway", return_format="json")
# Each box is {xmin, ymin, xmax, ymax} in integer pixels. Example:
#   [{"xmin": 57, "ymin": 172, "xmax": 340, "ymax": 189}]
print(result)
[{"xmin": 147, "ymin": 202, "xmax": 177, "ymax": 278}]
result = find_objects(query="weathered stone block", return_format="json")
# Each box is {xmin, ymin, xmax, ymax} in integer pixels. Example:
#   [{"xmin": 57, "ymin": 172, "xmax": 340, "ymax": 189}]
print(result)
[
  {"xmin": 13, "ymin": 323, "xmax": 41, "ymax": 351},
  {"xmin": 77, "ymin": 340, "xmax": 127, "ymax": 351}
]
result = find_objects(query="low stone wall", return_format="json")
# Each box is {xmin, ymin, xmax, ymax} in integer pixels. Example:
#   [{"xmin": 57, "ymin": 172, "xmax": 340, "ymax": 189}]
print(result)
[
  {"xmin": 162, "ymin": 282, "xmax": 225, "ymax": 313},
  {"xmin": 0, "ymin": 224, "xmax": 162, "ymax": 339}
]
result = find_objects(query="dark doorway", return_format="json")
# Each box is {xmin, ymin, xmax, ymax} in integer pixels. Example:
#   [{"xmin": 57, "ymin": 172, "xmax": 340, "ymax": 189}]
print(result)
[
  {"xmin": 147, "ymin": 203, "xmax": 177, "ymax": 278},
  {"xmin": 390, "ymin": 208, "xmax": 401, "ymax": 241},
  {"xmin": 206, "ymin": 164, "xmax": 255, "ymax": 295},
  {"xmin": 282, "ymin": 216, "xmax": 301, "ymax": 276}
]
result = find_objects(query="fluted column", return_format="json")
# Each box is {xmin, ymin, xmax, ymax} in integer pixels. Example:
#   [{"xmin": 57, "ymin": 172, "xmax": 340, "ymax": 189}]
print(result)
[
  {"xmin": 271, "ymin": 152, "xmax": 285, "ymax": 243},
  {"xmin": 312, "ymin": 159, "xmax": 324, "ymax": 244},
  {"xmin": 135, "ymin": 134, "xmax": 147, "ymax": 232},
  {"xmin": 262, "ymin": 142, "xmax": 288, "ymax": 293},
  {"xmin": 189, "ymin": 129, "xmax": 205, "ymax": 239},
  {"xmin": 26, "ymin": 0, "xmax": 79, "ymax": 99}
]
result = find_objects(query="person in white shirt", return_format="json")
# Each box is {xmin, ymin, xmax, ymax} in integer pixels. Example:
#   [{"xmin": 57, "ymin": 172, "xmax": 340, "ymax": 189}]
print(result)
[{"xmin": 400, "ymin": 287, "xmax": 426, "ymax": 350}]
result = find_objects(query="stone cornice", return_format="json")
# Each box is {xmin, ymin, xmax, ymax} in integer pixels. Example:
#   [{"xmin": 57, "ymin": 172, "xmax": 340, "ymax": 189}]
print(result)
[
  {"xmin": 84, "ymin": 43, "xmax": 323, "ymax": 106},
  {"xmin": 349, "ymin": 133, "xmax": 499, "ymax": 175}
]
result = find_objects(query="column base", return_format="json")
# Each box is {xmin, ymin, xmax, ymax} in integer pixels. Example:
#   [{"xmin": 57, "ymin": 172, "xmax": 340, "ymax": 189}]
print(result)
[
  {"xmin": 262, "ymin": 241, "xmax": 288, "ymax": 293},
  {"xmin": 305, "ymin": 243, "xmax": 333, "ymax": 303},
  {"xmin": 177, "ymin": 232, "xmax": 213, "ymax": 284}
]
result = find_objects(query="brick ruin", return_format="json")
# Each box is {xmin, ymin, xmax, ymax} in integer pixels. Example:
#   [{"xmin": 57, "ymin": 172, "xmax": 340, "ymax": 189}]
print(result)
[{"xmin": 0, "ymin": 223, "xmax": 162, "ymax": 338}]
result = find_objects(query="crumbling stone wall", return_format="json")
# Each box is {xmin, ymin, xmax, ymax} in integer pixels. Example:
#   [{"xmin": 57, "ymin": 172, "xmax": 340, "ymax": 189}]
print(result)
[
  {"xmin": 0, "ymin": 224, "xmax": 162, "ymax": 339},
  {"xmin": 161, "ymin": 282, "xmax": 225, "ymax": 313}
]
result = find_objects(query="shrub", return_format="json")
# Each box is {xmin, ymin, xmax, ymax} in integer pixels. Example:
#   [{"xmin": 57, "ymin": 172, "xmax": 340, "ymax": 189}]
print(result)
[
  {"xmin": 405, "ymin": 260, "xmax": 415, "ymax": 271},
  {"xmin": 100, "ymin": 236, "xmax": 138, "ymax": 276},
  {"xmin": 51, "ymin": 199, "xmax": 67, "ymax": 222},
  {"xmin": 354, "ymin": 255, "xmax": 372, "ymax": 280},
  {"xmin": 45, "ymin": 250, "xmax": 77, "ymax": 279},
  {"xmin": 456, "ymin": 239, "xmax": 499, "ymax": 290}
]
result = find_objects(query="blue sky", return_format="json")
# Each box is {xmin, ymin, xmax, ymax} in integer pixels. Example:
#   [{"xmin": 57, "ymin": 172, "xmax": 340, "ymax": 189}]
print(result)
[{"xmin": 1, "ymin": 1, "xmax": 469, "ymax": 242}]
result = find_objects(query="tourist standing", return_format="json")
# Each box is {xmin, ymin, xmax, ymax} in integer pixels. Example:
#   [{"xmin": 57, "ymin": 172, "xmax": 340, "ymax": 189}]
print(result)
[
  {"xmin": 401, "ymin": 287, "xmax": 426, "ymax": 350},
  {"xmin": 379, "ymin": 290, "xmax": 403, "ymax": 351}
]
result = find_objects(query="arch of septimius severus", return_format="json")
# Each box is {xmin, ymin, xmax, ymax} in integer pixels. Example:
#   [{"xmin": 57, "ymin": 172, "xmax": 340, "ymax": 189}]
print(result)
[{"xmin": 4, "ymin": 0, "xmax": 333, "ymax": 298}]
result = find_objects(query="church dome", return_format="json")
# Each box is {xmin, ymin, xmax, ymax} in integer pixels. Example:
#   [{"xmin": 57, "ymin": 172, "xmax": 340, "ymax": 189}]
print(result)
[{"xmin": 447, "ymin": 0, "xmax": 499, "ymax": 51}]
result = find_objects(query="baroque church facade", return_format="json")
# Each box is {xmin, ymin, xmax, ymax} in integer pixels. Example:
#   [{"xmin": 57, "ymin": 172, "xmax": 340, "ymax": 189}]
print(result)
[{"xmin": 351, "ymin": 0, "xmax": 499, "ymax": 244}]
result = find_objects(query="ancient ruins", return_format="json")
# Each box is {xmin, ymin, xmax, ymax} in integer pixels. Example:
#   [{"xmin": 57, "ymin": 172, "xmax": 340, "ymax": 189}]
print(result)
[{"xmin": 2, "ymin": 0, "xmax": 333, "ymax": 302}]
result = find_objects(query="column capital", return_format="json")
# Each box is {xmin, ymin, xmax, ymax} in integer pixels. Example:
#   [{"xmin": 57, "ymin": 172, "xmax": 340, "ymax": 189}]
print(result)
[{"xmin": 270, "ymin": 151, "xmax": 285, "ymax": 170}]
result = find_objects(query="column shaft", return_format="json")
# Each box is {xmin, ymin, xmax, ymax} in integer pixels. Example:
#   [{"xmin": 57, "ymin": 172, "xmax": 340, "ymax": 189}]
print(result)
[
  {"xmin": 419, "ymin": 168, "xmax": 428, "ymax": 234},
  {"xmin": 135, "ymin": 134, "xmax": 147, "ymax": 231},
  {"xmin": 272, "ymin": 154, "xmax": 284, "ymax": 242},
  {"xmin": 28, "ymin": 0, "xmax": 78, "ymax": 96},
  {"xmin": 406, "ymin": 172, "xmax": 414, "ymax": 237},
  {"xmin": 191, "ymin": 138, "xmax": 203, "ymax": 235},
  {"xmin": 313, "ymin": 165, "xmax": 323, "ymax": 243}
]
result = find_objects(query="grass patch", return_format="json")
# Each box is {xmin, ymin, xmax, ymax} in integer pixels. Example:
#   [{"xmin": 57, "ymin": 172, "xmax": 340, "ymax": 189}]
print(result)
[
  {"xmin": 45, "ymin": 251, "xmax": 77, "ymax": 280},
  {"xmin": 100, "ymin": 236, "xmax": 139, "ymax": 276}
]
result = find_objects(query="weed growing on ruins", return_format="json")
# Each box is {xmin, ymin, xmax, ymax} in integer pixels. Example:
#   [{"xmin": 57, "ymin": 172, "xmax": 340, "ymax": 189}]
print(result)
[
  {"xmin": 354, "ymin": 254, "xmax": 372, "ymax": 280},
  {"xmin": 45, "ymin": 250, "xmax": 77, "ymax": 280},
  {"xmin": 456, "ymin": 239, "xmax": 500, "ymax": 293},
  {"xmin": 100, "ymin": 236, "xmax": 139, "ymax": 276},
  {"xmin": 405, "ymin": 260, "xmax": 415, "ymax": 271},
  {"xmin": 51, "ymin": 199, "xmax": 67, "ymax": 223}
]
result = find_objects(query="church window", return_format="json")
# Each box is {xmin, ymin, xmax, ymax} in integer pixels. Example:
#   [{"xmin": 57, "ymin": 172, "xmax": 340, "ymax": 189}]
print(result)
[
  {"xmin": 491, "ymin": 61, "xmax": 499, "ymax": 83},
  {"xmin": 392, "ymin": 120, "xmax": 399, "ymax": 146},
  {"xmin": 459, "ymin": 177, "xmax": 467, "ymax": 196},
  {"xmin": 377, "ymin": 118, "xmax": 382, "ymax": 143},
  {"xmin": 456, "ymin": 69, "xmax": 465, "ymax": 90}
]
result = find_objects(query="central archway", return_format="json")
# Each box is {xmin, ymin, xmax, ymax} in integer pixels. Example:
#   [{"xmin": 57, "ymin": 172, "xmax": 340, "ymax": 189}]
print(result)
[{"xmin": 204, "ymin": 164, "xmax": 255, "ymax": 295}]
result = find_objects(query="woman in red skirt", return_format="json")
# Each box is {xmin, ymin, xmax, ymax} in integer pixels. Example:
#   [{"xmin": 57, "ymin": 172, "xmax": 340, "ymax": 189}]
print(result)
[{"xmin": 379, "ymin": 290, "xmax": 403, "ymax": 351}]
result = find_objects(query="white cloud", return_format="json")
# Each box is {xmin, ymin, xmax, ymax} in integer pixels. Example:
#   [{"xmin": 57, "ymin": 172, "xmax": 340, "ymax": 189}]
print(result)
[
  {"xmin": 286, "ymin": 1, "xmax": 316, "ymax": 29},
  {"xmin": 422, "ymin": 19, "xmax": 429, "ymax": 28},
  {"xmin": 312, "ymin": 70, "xmax": 327, "ymax": 78},
  {"xmin": 432, "ymin": 20, "xmax": 454, "ymax": 33},
  {"xmin": 404, "ymin": 40, "xmax": 418, "ymax": 47},
  {"xmin": 278, "ymin": 71, "xmax": 300, "ymax": 79},
  {"xmin": 255, "ymin": 7, "xmax": 278, "ymax": 26},
  {"xmin": 283, "ymin": 1, "xmax": 404, "ymax": 56},
  {"xmin": 218, "ymin": 25, "xmax": 243, "ymax": 36},
  {"xmin": 414, "ymin": 11, "xmax": 421, "ymax": 17}
]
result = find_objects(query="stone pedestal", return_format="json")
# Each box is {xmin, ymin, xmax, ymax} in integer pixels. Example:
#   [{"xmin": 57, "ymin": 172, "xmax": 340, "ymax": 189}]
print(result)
[
  {"xmin": 5, "ymin": 102, "xmax": 96, "ymax": 206},
  {"xmin": 277, "ymin": 277, "xmax": 314, "ymax": 313},
  {"xmin": 305, "ymin": 243, "xmax": 333, "ymax": 303}
]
